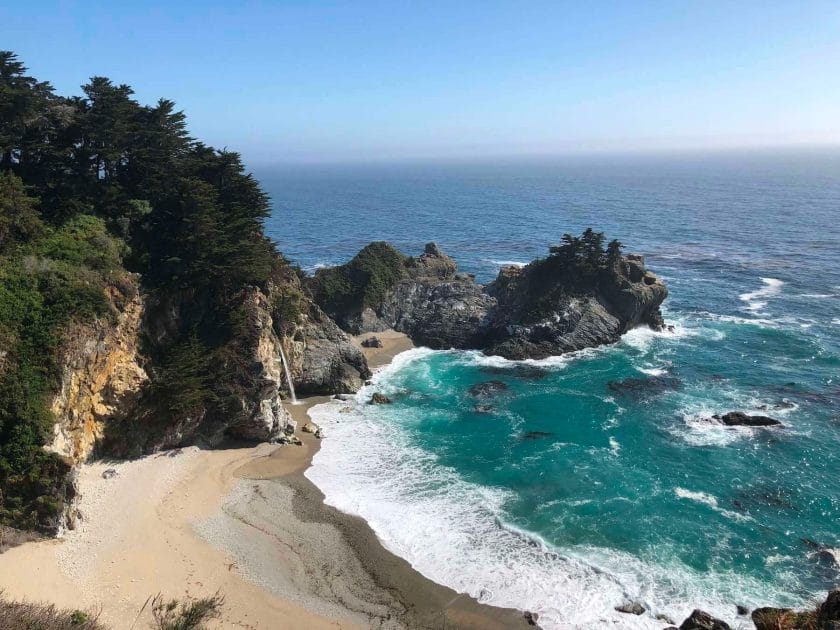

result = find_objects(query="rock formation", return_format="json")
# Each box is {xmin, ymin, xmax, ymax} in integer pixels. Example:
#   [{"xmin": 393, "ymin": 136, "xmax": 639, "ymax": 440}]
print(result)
[
  {"xmin": 713, "ymin": 411, "xmax": 782, "ymax": 427},
  {"xmin": 310, "ymin": 240, "xmax": 667, "ymax": 359}
]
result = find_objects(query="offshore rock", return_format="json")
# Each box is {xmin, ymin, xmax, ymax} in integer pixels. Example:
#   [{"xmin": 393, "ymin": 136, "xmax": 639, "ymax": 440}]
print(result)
[
  {"xmin": 713, "ymin": 412, "xmax": 781, "ymax": 427},
  {"xmin": 311, "ymin": 241, "xmax": 667, "ymax": 360}
]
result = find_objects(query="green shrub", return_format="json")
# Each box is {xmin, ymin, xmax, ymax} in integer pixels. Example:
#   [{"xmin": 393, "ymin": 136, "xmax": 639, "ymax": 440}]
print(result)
[{"xmin": 311, "ymin": 241, "xmax": 408, "ymax": 316}]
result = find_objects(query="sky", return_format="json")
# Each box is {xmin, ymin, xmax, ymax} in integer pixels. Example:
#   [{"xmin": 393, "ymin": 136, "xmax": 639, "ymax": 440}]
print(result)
[{"xmin": 3, "ymin": 1, "xmax": 840, "ymax": 164}]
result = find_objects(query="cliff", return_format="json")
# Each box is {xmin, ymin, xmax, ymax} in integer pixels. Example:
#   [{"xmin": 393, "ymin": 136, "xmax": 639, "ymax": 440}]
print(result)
[
  {"xmin": 102, "ymin": 271, "xmax": 369, "ymax": 457},
  {"xmin": 310, "ymin": 238, "xmax": 667, "ymax": 359}
]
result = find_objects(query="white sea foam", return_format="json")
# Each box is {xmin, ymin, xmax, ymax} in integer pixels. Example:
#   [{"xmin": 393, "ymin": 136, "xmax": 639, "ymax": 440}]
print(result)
[
  {"xmin": 670, "ymin": 392, "xmax": 796, "ymax": 447},
  {"xmin": 302, "ymin": 260, "xmax": 335, "ymax": 273},
  {"xmin": 637, "ymin": 366, "xmax": 668, "ymax": 377},
  {"xmin": 674, "ymin": 488, "xmax": 751, "ymax": 523},
  {"xmin": 486, "ymin": 258, "xmax": 527, "ymax": 267},
  {"xmin": 305, "ymin": 393, "xmax": 799, "ymax": 629},
  {"xmin": 621, "ymin": 321, "xmax": 695, "ymax": 352},
  {"xmin": 455, "ymin": 346, "xmax": 603, "ymax": 370},
  {"xmin": 608, "ymin": 436, "xmax": 621, "ymax": 455},
  {"xmin": 832, "ymin": 318, "xmax": 840, "ymax": 326},
  {"xmin": 739, "ymin": 277, "xmax": 784, "ymax": 312}
]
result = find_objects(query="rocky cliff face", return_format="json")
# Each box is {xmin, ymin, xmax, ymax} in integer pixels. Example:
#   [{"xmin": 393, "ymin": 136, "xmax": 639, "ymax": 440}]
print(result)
[
  {"xmin": 46, "ymin": 278, "xmax": 148, "ymax": 465},
  {"xmin": 51, "ymin": 273, "xmax": 369, "ymax": 460},
  {"xmin": 314, "ymin": 242, "xmax": 667, "ymax": 360}
]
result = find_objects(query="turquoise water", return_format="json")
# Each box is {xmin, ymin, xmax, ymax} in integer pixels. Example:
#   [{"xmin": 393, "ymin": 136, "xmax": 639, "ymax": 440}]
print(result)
[{"xmin": 258, "ymin": 150, "xmax": 840, "ymax": 628}]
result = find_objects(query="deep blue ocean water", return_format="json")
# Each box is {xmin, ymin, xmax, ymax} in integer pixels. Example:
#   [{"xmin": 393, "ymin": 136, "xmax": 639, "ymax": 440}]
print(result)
[{"xmin": 258, "ymin": 150, "xmax": 840, "ymax": 629}]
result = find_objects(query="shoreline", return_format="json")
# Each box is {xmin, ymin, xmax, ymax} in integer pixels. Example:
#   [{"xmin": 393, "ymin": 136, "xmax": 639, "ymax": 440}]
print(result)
[{"xmin": 0, "ymin": 329, "xmax": 534, "ymax": 629}]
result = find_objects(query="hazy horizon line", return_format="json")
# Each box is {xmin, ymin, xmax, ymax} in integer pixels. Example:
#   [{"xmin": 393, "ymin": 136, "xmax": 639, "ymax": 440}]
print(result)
[{"xmin": 247, "ymin": 141, "xmax": 840, "ymax": 169}]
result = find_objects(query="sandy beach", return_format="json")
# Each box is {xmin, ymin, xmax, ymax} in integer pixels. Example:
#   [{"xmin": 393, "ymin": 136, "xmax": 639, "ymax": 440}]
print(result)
[{"xmin": 0, "ymin": 330, "xmax": 533, "ymax": 629}]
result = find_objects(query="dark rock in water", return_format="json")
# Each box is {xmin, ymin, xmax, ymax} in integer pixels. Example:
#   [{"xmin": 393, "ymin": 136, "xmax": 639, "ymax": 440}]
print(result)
[
  {"xmin": 678, "ymin": 609, "xmax": 732, "ymax": 630},
  {"xmin": 522, "ymin": 431, "xmax": 554, "ymax": 440},
  {"xmin": 800, "ymin": 538, "xmax": 840, "ymax": 577},
  {"xmin": 467, "ymin": 380, "xmax": 509, "ymax": 397},
  {"xmin": 736, "ymin": 605, "xmax": 749, "ymax": 616},
  {"xmin": 479, "ymin": 364, "xmax": 549, "ymax": 380},
  {"xmin": 523, "ymin": 611, "xmax": 539, "ymax": 626},
  {"xmin": 656, "ymin": 613, "xmax": 677, "ymax": 625},
  {"xmin": 309, "ymin": 239, "xmax": 668, "ymax": 360},
  {"xmin": 615, "ymin": 601, "xmax": 645, "ymax": 615},
  {"xmin": 607, "ymin": 376, "xmax": 682, "ymax": 397},
  {"xmin": 369, "ymin": 392, "xmax": 392, "ymax": 404},
  {"xmin": 361, "ymin": 336, "xmax": 383, "ymax": 348},
  {"xmin": 713, "ymin": 412, "xmax": 781, "ymax": 427}
]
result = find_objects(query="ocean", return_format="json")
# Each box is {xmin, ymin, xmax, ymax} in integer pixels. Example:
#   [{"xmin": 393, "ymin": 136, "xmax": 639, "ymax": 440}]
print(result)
[{"xmin": 257, "ymin": 150, "xmax": 840, "ymax": 629}]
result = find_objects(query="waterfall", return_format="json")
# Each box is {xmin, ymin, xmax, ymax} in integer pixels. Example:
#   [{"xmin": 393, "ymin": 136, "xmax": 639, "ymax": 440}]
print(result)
[{"xmin": 278, "ymin": 345, "xmax": 298, "ymax": 404}]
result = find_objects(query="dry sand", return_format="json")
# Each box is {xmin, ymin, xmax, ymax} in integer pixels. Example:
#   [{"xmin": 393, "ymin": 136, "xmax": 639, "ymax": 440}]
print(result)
[{"xmin": 0, "ymin": 330, "xmax": 534, "ymax": 629}]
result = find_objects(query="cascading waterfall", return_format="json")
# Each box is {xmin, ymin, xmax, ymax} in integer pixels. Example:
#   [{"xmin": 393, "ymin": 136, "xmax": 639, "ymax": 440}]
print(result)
[{"xmin": 278, "ymin": 345, "xmax": 298, "ymax": 404}]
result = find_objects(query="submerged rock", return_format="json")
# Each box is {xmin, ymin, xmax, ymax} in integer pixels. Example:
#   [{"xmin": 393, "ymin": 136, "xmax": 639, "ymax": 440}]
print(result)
[
  {"xmin": 467, "ymin": 380, "xmax": 509, "ymax": 397},
  {"xmin": 607, "ymin": 376, "xmax": 682, "ymax": 397},
  {"xmin": 678, "ymin": 609, "xmax": 731, "ymax": 630},
  {"xmin": 522, "ymin": 431, "xmax": 554, "ymax": 440},
  {"xmin": 713, "ymin": 412, "xmax": 781, "ymax": 427},
  {"xmin": 479, "ymin": 364, "xmax": 549, "ymax": 379}
]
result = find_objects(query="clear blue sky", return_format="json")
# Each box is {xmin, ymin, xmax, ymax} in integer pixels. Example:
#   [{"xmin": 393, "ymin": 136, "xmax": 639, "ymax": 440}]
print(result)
[{"xmin": 3, "ymin": 1, "xmax": 839, "ymax": 163}]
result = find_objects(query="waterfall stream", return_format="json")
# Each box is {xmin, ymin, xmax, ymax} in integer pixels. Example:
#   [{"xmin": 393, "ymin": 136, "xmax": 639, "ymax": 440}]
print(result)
[{"xmin": 278, "ymin": 345, "xmax": 298, "ymax": 404}]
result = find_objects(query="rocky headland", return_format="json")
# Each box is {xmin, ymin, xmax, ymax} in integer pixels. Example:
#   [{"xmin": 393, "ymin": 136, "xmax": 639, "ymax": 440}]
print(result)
[{"xmin": 308, "ymin": 235, "xmax": 668, "ymax": 359}]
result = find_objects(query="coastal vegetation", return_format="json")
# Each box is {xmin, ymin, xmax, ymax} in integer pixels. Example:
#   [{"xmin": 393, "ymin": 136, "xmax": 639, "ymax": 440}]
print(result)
[
  {"xmin": 0, "ymin": 591, "xmax": 224, "ymax": 630},
  {"xmin": 309, "ymin": 241, "xmax": 410, "ymax": 318},
  {"xmin": 0, "ymin": 51, "xmax": 294, "ymax": 531}
]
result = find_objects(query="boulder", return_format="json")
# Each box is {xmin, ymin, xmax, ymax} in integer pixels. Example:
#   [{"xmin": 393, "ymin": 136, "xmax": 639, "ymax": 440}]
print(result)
[
  {"xmin": 361, "ymin": 336, "xmax": 383, "ymax": 348},
  {"xmin": 369, "ymin": 393, "xmax": 392, "ymax": 404},
  {"xmin": 678, "ymin": 609, "xmax": 731, "ymax": 630},
  {"xmin": 615, "ymin": 601, "xmax": 646, "ymax": 615},
  {"xmin": 101, "ymin": 468, "xmax": 118, "ymax": 479},
  {"xmin": 713, "ymin": 412, "xmax": 781, "ymax": 427},
  {"xmin": 302, "ymin": 422, "xmax": 320, "ymax": 434}
]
